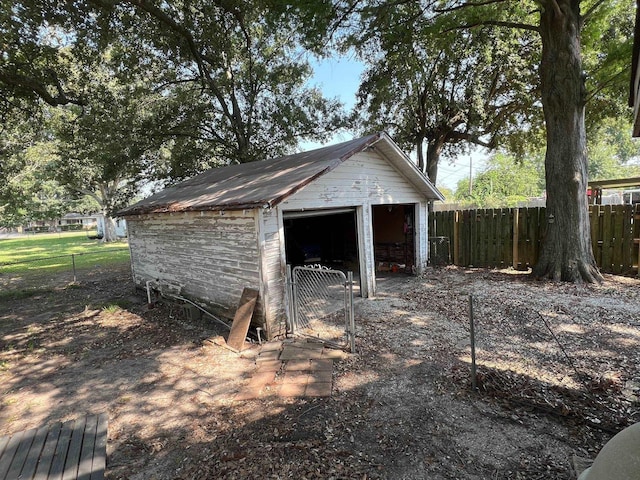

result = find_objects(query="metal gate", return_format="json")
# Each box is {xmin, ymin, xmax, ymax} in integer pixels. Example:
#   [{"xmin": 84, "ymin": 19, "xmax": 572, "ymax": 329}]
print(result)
[{"xmin": 286, "ymin": 265, "xmax": 356, "ymax": 352}]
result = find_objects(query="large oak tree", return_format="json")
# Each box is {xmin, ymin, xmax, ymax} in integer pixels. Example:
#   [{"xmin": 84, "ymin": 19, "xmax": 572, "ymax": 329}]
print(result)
[
  {"xmin": 413, "ymin": 0, "xmax": 630, "ymax": 282},
  {"xmin": 360, "ymin": 0, "xmax": 632, "ymax": 282}
]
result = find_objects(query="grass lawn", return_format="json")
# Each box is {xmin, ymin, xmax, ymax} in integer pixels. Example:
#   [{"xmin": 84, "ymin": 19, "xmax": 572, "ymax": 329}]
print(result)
[{"xmin": 0, "ymin": 231, "xmax": 130, "ymax": 274}]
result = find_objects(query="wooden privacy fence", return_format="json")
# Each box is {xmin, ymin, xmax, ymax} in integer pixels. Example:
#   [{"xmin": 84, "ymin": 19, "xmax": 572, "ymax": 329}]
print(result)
[{"xmin": 430, "ymin": 204, "xmax": 640, "ymax": 275}]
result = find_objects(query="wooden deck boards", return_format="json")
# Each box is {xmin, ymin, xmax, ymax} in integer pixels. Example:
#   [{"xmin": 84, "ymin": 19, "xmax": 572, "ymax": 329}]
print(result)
[{"xmin": 0, "ymin": 414, "xmax": 107, "ymax": 480}]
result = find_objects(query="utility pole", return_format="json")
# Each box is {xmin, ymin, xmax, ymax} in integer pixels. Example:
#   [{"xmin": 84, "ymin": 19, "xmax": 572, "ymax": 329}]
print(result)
[{"xmin": 468, "ymin": 154, "xmax": 473, "ymax": 196}]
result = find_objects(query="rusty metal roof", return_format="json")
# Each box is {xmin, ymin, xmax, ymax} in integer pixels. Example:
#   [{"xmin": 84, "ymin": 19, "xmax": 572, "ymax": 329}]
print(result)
[{"xmin": 118, "ymin": 132, "xmax": 442, "ymax": 216}]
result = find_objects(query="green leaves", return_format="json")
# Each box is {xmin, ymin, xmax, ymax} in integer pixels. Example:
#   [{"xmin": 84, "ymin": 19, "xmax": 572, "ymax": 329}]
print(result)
[
  {"xmin": 455, "ymin": 151, "xmax": 544, "ymax": 207},
  {"xmin": 353, "ymin": 1, "xmax": 541, "ymax": 182},
  {"xmin": 1, "ymin": 0, "xmax": 349, "ymax": 174},
  {"xmin": 1, "ymin": 0, "xmax": 350, "ymax": 223}
]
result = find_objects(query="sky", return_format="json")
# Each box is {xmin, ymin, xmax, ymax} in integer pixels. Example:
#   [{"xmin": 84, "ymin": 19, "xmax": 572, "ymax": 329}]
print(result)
[{"xmin": 308, "ymin": 56, "xmax": 488, "ymax": 193}]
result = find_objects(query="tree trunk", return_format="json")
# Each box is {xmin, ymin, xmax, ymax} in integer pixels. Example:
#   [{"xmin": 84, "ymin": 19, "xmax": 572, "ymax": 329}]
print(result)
[
  {"xmin": 426, "ymin": 136, "xmax": 445, "ymax": 184},
  {"xmin": 416, "ymin": 137, "xmax": 426, "ymax": 174},
  {"xmin": 532, "ymin": 0, "xmax": 602, "ymax": 282},
  {"xmin": 99, "ymin": 210, "xmax": 118, "ymax": 243}
]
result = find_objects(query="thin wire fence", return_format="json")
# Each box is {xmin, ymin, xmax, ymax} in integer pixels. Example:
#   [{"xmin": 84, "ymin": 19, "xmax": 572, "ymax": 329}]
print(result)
[
  {"xmin": 458, "ymin": 292, "xmax": 640, "ymax": 434},
  {"xmin": 0, "ymin": 249, "xmax": 130, "ymax": 292}
]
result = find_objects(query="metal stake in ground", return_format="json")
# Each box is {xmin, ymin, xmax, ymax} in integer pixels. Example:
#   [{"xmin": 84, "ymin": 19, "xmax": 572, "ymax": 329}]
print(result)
[
  {"xmin": 469, "ymin": 294, "xmax": 477, "ymax": 391},
  {"xmin": 71, "ymin": 254, "xmax": 76, "ymax": 282}
]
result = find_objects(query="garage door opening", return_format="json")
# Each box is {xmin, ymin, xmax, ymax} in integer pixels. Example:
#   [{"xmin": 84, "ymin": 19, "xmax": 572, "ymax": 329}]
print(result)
[
  {"xmin": 283, "ymin": 209, "xmax": 360, "ymax": 274},
  {"xmin": 372, "ymin": 204, "xmax": 416, "ymax": 275}
]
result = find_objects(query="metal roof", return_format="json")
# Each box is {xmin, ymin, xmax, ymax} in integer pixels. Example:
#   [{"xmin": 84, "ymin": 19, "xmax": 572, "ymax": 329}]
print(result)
[
  {"xmin": 118, "ymin": 132, "xmax": 443, "ymax": 216},
  {"xmin": 588, "ymin": 177, "xmax": 640, "ymax": 189}
]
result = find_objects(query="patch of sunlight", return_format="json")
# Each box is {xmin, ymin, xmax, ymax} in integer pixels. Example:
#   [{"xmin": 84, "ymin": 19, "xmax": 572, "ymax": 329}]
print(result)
[
  {"xmin": 608, "ymin": 324, "xmax": 640, "ymax": 340},
  {"xmin": 338, "ymin": 370, "xmax": 380, "ymax": 390},
  {"xmin": 403, "ymin": 358, "xmax": 422, "ymax": 368},
  {"xmin": 555, "ymin": 324, "xmax": 587, "ymax": 334},
  {"xmin": 457, "ymin": 356, "xmax": 583, "ymax": 390},
  {"xmin": 408, "ymin": 315, "xmax": 430, "ymax": 325}
]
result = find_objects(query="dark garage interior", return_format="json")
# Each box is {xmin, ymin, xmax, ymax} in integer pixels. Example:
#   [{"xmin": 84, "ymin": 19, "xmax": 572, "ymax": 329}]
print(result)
[{"xmin": 283, "ymin": 210, "xmax": 359, "ymax": 272}]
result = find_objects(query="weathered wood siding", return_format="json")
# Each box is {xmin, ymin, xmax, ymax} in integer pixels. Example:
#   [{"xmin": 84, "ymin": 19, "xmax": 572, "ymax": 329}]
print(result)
[
  {"xmin": 127, "ymin": 210, "xmax": 263, "ymax": 322},
  {"xmin": 281, "ymin": 151, "xmax": 430, "ymax": 295},
  {"xmin": 415, "ymin": 201, "xmax": 429, "ymax": 274},
  {"xmin": 281, "ymin": 151, "xmax": 428, "ymax": 210},
  {"xmin": 257, "ymin": 208, "xmax": 288, "ymax": 338}
]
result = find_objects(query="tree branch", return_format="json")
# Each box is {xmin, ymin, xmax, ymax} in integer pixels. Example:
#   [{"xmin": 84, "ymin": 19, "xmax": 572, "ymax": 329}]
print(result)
[
  {"xmin": 120, "ymin": 0, "xmax": 236, "ymax": 124},
  {"xmin": 447, "ymin": 130, "xmax": 494, "ymax": 148},
  {"xmin": 152, "ymin": 77, "xmax": 199, "ymax": 93},
  {"xmin": 434, "ymin": 0, "xmax": 510, "ymax": 13},
  {"xmin": 586, "ymin": 69, "xmax": 627, "ymax": 103},
  {"xmin": 442, "ymin": 20, "xmax": 539, "ymax": 33},
  {"xmin": 0, "ymin": 70, "xmax": 85, "ymax": 107},
  {"xmin": 432, "ymin": 0, "xmax": 539, "ymax": 32},
  {"xmin": 582, "ymin": 0, "xmax": 607, "ymax": 23}
]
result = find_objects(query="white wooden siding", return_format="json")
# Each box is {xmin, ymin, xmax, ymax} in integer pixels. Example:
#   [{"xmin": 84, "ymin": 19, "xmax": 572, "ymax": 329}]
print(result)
[
  {"xmin": 281, "ymin": 151, "xmax": 426, "ymax": 210},
  {"xmin": 127, "ymin": 210, "xmax": 263, "ymax": 322},
  {"xmin": 256, "ymin": 208, "xmax": 288, "ymax": 338},
  {"xmin": 415, "ymin": 202, "xmax": 429, "ymax": 274}
]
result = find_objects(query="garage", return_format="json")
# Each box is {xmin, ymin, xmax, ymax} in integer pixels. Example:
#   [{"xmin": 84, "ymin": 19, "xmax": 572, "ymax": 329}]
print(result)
[{"xmin": 119, "ymin": 132, "xmax": 443, "ymax": 339}]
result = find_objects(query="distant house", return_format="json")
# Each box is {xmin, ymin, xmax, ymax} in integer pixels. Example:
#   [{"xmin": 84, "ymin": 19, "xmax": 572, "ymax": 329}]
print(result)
[
  {"xmin": 59, "ymin": 213, "xmax": 100, "ymax": 231},
  {"xmin": 25, "ymin": 213, "xmax": 100, "ymax": 233},
  {"xmin": 587, "ymin": 177, "xmax": 640, "ymax": 205},
  {"xmin": 26, "ymin": 213, "xmax": 127, "ymax": 237},
  {"xmin": 118, "ymin": 133, "xmax": 443, "ymax": 339},
  {"xmin": 62, "ymin": 213, "xmax": 127, "ymax": 237}
]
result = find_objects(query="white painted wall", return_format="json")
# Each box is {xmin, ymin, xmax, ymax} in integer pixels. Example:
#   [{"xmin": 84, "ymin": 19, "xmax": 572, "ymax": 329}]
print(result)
[
  {"xmin": 127, "ymin": 210, "xmax": 263, "ymax": 322},
  {"xmin": 281, "ymin": 151, "xmax": 427, "ymax": 209},
  {"xmin": 256, "ymin": 208, "xmax": 288, "ymax": 338}
]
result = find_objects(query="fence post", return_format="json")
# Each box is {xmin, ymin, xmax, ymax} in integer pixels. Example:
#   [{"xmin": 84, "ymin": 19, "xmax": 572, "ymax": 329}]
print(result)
[
  {"xmin": 636, "ymin": 205, "xmax": 640, "ymax": 278},
  {"xmin": 453, "ymin": 210, "xmax": 460, "ymax": 265},
  {"xmin": 469, "ymin": 294, "xmax": 477, "ymax": 391},
  {"xmin": 71, "ymin": 254, "xmax": 77, "ymax": 282}
]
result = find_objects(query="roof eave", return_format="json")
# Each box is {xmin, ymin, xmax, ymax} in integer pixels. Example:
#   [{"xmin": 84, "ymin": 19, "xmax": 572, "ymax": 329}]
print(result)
[{"xmin": 118, "ymin": 201, "xmax": 268, "ymax": 217}]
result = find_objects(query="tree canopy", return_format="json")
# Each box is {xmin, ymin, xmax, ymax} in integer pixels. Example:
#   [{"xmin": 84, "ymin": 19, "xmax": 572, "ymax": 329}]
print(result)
[
  {"xmin": 1, "ymin": 0, "xmax": 349, "ymax": 162},
  {"xmin": 353, "ymin": 1, "xmax": 540, "ymax": 183},
  {"xmin": 350, "ymin": 1, "xmax": 634, "ymax": 188},
  {"xmin": 0, "ymin": 0, "xmax": 350, "ymax": 235},
  {"xmin": 455, "ymin": 152, "xmax": 544, "ymax": 208}
]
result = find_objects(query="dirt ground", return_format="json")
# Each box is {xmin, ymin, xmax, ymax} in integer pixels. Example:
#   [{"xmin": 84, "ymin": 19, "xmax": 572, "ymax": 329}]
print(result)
[{"xmin": 1, "ymin": 264, "xmax": 639, "ymax": 479}]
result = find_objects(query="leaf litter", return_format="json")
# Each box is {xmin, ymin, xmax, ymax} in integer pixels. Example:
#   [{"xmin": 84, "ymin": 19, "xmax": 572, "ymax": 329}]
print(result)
[{"xmin": 0, "ymin": 264, "xmax": 638, "ymax": 479}]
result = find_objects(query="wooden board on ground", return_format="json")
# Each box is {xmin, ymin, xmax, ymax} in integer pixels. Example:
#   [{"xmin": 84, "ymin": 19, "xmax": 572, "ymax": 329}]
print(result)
[
  {"xmin": 0, "ymin": 413, "xmax": 108, "ymax": 480},
  {"xmin": 227, "ymin": 288, "xmax": 259, "ymax": 351}
]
